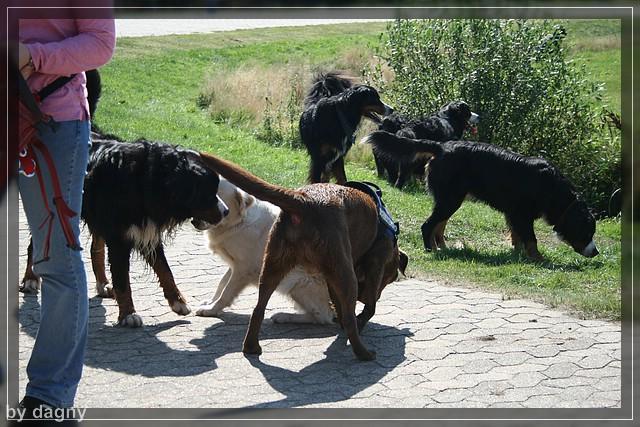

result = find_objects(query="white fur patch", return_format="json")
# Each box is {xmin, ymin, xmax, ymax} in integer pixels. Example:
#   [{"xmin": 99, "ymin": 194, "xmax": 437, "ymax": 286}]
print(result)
[
  {"xmin": 21, "ymin": 278, "xmax": 41, "ymax": 294},
  {"xmin": 195, "ymin": 301, "xmax": 223, "ymax": 317},
  {"xmin": 469, "ymin": 112, "xmax": 480, "ymax": 124},
  {"xmin": 126, "ymin": 221, "xmax": 160, "ymax": 257},
  {"xmin": 582, "ymin": 241, "xmax": 597, "ymax": 256},
  {"xmin": 96, "ymin": 281, "xmax": 114, "ymax": 298}
]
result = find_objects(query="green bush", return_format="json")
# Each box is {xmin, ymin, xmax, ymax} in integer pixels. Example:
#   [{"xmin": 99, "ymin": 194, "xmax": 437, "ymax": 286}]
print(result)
[
  {"xmin": 255, "ymin": 85, "xmax": 305, "ymax": 149},
  {"xmin": 366, "ymin": 19, "xmax": 621, "ymax": 216}
]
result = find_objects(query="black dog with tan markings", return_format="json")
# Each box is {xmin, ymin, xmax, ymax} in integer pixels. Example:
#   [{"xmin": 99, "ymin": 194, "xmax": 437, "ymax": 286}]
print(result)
[
  {"xmin": 375, "ymin": 101, "xmax": 480, "ymax": 189},
  {"xmin": 82, "ymin": 135, "xmax": 229, "ymax": 326},
  {"xmin": 364, "ymin": 131, "xmax": 598, "ymax": 260},
  {"xmin": 300, "ymin": 73, "xmax": 393, "ymax": 184}
]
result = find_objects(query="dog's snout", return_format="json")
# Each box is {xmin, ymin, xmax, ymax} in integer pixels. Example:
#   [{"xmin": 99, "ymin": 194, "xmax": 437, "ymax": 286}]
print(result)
[
  {"xmin": 384, "ymin": 103, "xmax": 394, "ymax": 116},
  {"xmin": 581, "ymin": 241, "xmax": 599, "ymax": 258},
  {"xmin": 469, "ymin": 112, "xmax": 480, "ymax": 124}
]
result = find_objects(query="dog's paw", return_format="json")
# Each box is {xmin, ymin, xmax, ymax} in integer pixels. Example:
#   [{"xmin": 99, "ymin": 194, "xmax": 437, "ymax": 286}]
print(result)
[
  {"xmin": 356, "ymin": 349, "xmax": 377, "ymax": 361},
  {"xmin": 242, "ymin": 342, "xmax": 262, "ymax": 356},
  {"xmin": 170, "ymin": 300, "xmax": 191, "ymax": 316},
  {"xmin": 95, "ymin": 282, "xmax": 114, "ymax": 298},
  {"xmin": 195, "ymin": 302, "xmax": 223, "ymax": 317},
  {"xmin": 117, "ymin": 313, "xmax": 143, "ymax": 328},
  {"xmin": 20, "ymin": 278, "xmax": 41, "ymax": 294}
]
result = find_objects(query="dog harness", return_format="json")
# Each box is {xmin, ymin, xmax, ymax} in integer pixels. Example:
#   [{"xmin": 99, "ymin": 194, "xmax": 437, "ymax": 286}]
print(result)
[
  {"xmin": 344, "ymin": 181, "xmax": 399, "ymax": 241},
  {"xmin": 18, "ymin": 71, "xmax": 82, "ymax": 263}
]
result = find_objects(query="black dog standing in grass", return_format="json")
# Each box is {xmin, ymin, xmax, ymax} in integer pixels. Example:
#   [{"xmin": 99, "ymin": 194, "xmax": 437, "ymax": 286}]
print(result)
[
  {"xmin": 364, "ymin": 131, "xmax": 599, "ymax": 261},
  {"xmin": 299, "ymin": 73, "xmax": 393, "ymax": 184},
  {"xmin": 375, "ymin": 101, "xmax": 480, "ymax": 189}
]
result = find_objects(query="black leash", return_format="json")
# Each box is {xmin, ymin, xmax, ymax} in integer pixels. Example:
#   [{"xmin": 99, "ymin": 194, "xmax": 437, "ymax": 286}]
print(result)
[{"xmin": 36, "ymin": 74, "xmax": 76, "ymax": 102}]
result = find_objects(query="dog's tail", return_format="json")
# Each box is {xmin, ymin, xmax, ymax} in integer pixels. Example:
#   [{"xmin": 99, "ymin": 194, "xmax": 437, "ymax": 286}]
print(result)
[
  {"xmin": 86, "ymin": 69, "xmax": 102, "ymax": 120},
  {"xmin": 362, "ymin": 131, "xmax": 444, "ymax": 162},
  {"xmin": 304, "ymin": 72, "xmax": 354, "ymax": 106},
  {"xmin": 199, "ymin": 153, "xmax": 306, "ymax": 214}
]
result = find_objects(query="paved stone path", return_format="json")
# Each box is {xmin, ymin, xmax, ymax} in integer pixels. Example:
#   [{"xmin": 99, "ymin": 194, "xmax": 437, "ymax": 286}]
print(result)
[{"xmin": 18, "ymin": 207, "xmax": 621, "ymax": 408}]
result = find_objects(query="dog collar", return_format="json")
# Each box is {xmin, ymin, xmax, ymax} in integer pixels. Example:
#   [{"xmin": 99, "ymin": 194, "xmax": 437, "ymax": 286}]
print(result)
[{"xmin": 344, "ymin": 181, "xmax": 400, "ymax": 241}]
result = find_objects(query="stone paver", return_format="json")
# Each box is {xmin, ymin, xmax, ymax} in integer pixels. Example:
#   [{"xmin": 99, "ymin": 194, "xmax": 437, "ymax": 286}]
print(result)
[{"xmin": 16, "ymin": 204, "xmax": 621, "ymax": 408}]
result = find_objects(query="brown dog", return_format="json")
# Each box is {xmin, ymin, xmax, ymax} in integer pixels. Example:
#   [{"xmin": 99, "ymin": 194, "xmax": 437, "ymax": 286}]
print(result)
[{"xmin": 199, "ymin": 153, "xmax": 408, "ymax": 361}]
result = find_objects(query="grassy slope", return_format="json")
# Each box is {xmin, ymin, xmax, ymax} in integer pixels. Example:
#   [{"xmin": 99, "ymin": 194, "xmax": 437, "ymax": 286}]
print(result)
[
  {"xmin": 97, "ymin": 22, "xmax": 621, "ymax": 319},
  {"xmin": 562, "ymin": 19, "xmax": 621, "ymax": 113}
]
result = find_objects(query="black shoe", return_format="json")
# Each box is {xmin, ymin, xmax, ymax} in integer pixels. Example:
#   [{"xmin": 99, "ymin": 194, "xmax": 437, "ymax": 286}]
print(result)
[{"xmin": 10, "ymin": 396, "xmax": 79, "ymax": 425}]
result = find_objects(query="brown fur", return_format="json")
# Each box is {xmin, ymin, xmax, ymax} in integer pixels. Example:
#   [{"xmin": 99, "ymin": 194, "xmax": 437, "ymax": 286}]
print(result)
[
  {"xmin": 198, "ymin": 152, "xmax": 407, "ymax": 361},
  {"xmin": 21, "ymin": 236, "xmax": 113, "ymax": 297}
]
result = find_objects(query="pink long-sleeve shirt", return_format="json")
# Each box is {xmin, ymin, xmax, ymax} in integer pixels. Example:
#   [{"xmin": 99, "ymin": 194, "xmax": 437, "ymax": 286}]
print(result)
[{"xmin": 19, "ymin": 19, "xmax": 116, "ymax": 122}]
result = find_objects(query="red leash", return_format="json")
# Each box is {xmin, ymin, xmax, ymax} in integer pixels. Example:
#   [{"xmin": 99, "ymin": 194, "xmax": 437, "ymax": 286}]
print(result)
[{"xmin": 19, "ymin": 73, "xmax": 81, "ymax": 262}]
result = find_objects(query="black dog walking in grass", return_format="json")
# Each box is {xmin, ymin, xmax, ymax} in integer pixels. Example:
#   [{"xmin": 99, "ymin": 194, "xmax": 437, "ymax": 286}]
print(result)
[
  {"xmin": 364, "ymin": 131, "xmax": 599, "ymax": 260},
  {"xmin": 375, "ymin": 101, "xmax": 480, "ymax": 189},
  {"xmin": 299, "ymin": 73, "xmax": 393, "ymax": 184}
]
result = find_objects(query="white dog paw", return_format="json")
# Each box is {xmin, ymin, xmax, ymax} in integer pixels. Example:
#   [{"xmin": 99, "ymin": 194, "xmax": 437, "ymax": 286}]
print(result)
[
  {"xmin": 171, "ymin": 300, "xmax": 191, "ymax": 316},
  {"xmin": 271, "ymin": 312, "xmax": 295, "ymax": 324},
  {"xmin": 195, "ymin": 302, "xmax": 223, "ymax": 317},
  {"xmin": 118, "ymin": 313, "xmax": 143, "ymax": 328},
  {"xmin": 96, "ymin": 282, "xmax": 114, "ymax": 298},
  {"xmin": 20, "ymin": 279, "xmax": 41, "ymax": 294}
]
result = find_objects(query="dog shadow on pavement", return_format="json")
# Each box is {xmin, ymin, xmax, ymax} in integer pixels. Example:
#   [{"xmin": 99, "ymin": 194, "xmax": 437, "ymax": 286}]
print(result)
[
  {"xmin": 205, "ymin": 322, "xmax": 413, "ymax": 410},
  {"xmin": 19, "ymin": 294, "xmax": 410, "ymax": 394}
]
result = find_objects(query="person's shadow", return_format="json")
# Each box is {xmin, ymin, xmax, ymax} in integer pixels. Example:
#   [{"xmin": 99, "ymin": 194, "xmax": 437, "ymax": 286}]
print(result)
[{"xmin": 19, "ymin": 294, "xmax": 411, "ymax": 404}]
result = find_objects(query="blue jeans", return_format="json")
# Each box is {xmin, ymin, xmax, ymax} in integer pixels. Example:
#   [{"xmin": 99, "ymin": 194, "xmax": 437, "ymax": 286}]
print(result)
[{"xmin": 19, "ymin": 120, "xmax": 90, "ymax": 408}]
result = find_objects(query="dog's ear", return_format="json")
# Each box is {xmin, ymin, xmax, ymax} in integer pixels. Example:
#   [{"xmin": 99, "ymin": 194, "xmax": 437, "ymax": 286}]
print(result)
[
  {"xmin": 398, "ymin": 249, "xmax": 409, "ymax": 276},
  {"xmin": 235, "ymin": 188, "xmax": 254, "ymax": 212}
]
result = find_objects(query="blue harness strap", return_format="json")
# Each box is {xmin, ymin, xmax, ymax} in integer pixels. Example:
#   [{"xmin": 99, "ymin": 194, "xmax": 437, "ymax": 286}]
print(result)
[{"xmin": 344, "ymin": 181, "xmax": 400, "ymax": 241}]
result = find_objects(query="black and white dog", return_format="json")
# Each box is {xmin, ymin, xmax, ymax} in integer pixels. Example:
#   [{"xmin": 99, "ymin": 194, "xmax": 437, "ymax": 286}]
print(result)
[{"xmin": 375, "ymin": 101, "xmax": 480, "ymax": 189}]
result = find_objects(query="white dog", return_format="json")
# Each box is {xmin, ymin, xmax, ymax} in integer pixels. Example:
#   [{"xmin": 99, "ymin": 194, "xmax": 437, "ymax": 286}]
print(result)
[{"xmin": 192, "ymin": 179, "xmax": 335, "ymax": 324}]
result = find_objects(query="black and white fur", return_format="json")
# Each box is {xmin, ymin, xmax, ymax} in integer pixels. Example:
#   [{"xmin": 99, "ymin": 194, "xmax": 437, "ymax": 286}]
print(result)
[
  {"xmin": 299, "ymin": 72, "xmax": 393, "ymax": 184},
  {"xmin": 364, "ymin": 131, "xmax": 598, "ymax": 260}
]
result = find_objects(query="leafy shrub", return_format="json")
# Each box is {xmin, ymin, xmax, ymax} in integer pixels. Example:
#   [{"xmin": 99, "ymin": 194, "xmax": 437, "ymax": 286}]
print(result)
[
  {"xmin": 254, "ymin": 73, "xmax": 306, "ymax": 149},
  {"xmin": 366, "ymin": 19, "xmax": 621, "ymax": 216}
]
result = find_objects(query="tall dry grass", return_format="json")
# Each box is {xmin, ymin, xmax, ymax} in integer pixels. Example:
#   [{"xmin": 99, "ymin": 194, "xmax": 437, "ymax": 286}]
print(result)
[
  {"xmin": 199, "ymin": 63, "xmax": 308, "ymax": 125},
  {"xmin": 197, "ymin": 47, "xmax": 391, "ymax": 150}
]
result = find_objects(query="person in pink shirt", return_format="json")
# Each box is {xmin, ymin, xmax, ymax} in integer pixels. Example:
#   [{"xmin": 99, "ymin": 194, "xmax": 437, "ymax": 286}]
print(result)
[{"xmin": 18, "ymin": 18, "xmax": 115, "ymax": 419}]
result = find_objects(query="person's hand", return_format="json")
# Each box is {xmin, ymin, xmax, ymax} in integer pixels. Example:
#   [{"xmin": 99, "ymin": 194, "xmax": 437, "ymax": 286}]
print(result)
[{"xmin": 18, "ymin": 42, "xmax": 34, "ymax": 79}]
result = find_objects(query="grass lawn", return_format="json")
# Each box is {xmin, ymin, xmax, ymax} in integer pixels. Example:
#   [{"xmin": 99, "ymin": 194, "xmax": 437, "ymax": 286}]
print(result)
[{"xmin": 97, "ymin": 21, "xmax": 621, "ymax": 319}]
